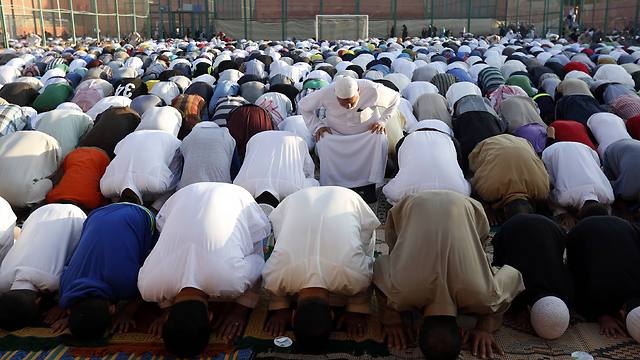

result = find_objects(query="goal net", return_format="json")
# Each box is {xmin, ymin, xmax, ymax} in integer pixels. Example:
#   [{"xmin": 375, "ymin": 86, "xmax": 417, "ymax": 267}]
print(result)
[{"xmin": 315, "ymin": 15, "xmax": 369, "ymax": 41}]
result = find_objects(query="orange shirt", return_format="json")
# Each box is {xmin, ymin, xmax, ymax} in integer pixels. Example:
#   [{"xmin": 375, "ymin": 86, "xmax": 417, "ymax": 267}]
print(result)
[{"xmin": 46, "ymin": 147, "xmax": 110, "ymax": 210}]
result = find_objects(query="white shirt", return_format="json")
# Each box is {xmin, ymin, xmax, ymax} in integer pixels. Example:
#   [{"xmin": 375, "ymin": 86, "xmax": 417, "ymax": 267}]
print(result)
[
  {"xmin": 178, "ymin": 122, "xmax": 235, "ymax": 189},
  {"xmin": 34, "ymin": 109, "xmax": 93, "ymax": 157},
  {"xmin": 86, "ymin": 96, "xmax": 132, "ymax": 120},
  {"xmin": 255, "ymin": 93, "xmax": 293, "ymax": 127},
  {"xmin": 100, "ymin": 130, "xmax": 182, "ymax": 201},
  {"xmin": 150, "ymin": 81, "xmax": 181, "ymax": 105},
  {"xmin": 138, "ymin": 183, "xmax": 270, "ymax": 307},
  {"xmin": 587, "ymin": 112, "xmax": 632, "ymax": 158},
  {"xmin": 278, "ymin": 115, "xmax": 314, "ymax": 151},
  {"xmin": 135, "ymin": 106, "xmax": 182, "ymax": 137},
  {"xmin": 445, "ymin": 82, "xmax": 483, "ymax": 110},
  {"xmin": 542, "ymin": 141, "xmax": 615, "ymax": 208},
  {"xmin": 401, "ymin": 81, "xmax": 439, "ymax": 106},
  {"xmin": 262, "ymin": 186, "xmax": 379, "ymax": 302},
  {"xmin": 383, "ymin": 130, "xmax": 470, "ymax": 205},
  {"xmin": 0, "ymin": 204, "xmax": 86, "ymax": 292},
  {"xmin": 234, "ymin": 131, "xmax": 317, "ymax": 200},
  {"xmin": 0, "ymin": 131, "xmax": 61, "ymax": 208},
  {"xmin": 0, "ymin": 196, "xmax": 16, "ymax": 263},
  {"xmin": 299, "ymin": 79, "xmax": 400, "ymax": 135}
]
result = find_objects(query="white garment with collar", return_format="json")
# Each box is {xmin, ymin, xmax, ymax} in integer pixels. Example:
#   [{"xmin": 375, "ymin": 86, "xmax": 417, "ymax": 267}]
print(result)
[
  {"xmin": 138, "ymin": 183, "xmax": 270, "ymax": 308},
  {"xmin": 542, "ymin": 141, "xmax": 614, "ymax": 209},
  {"xmin": 299, "ymin": 79, "xmax": 400, "ymax": 135},
  {"xmin": 262, "ymin": 186, "xmax": 379, "ymax": 299},
  {"xmin": 587, "ymin": 112, "xmax": 632, "ymax": 158},
  {"xmin": 86, "ymin": 96, "xmax": 132, "ymax": 120},
  {"xmin": 0, "ymin": 204, "xmax": 85, "ymax": 293},
  {"xmin": 100, "ymin": 130, "xmax": 182, "ymax": 201},
  {"xmin": 383, "ymin": 130, "xmax": 470, "ymax": 205},
  {"xmin": 0, "ymin": 196, "xmax": 16, "ymax": 264},
  {"xmin": 136, "ymin": 106, "xmax": 182, "ymax": 137},
  {"xmin": 233, "ymin": 130, "xmax": 318, "ymax": 200}
]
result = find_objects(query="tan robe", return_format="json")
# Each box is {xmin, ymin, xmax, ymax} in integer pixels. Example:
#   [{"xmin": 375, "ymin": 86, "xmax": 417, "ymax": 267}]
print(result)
[
  {"xmin": 373, "ymin": 190, "xmax": 524, "ymax": 332},
  {"xmin": 469, "ymin": 134, "xmax": 550, "ymax": 208}
]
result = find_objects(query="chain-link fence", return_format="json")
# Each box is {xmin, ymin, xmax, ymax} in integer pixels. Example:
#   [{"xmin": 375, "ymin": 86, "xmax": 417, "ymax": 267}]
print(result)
[{"xmin": 0, "ymin": 0, "xmax": 638, "ymax": 47}]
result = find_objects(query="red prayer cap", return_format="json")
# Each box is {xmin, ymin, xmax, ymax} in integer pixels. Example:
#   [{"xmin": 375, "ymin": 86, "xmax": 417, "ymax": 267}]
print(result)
[
  {"xmin": 550, "ymin": 120, "xmax": 597, "ymax": 150},
  {"xmin": 581, "ymin": 48, "xmax": 594, "ymax": 56},
  {"xmin": 563, "ymin": 61, "xmax": 590, "ymax": 75}
]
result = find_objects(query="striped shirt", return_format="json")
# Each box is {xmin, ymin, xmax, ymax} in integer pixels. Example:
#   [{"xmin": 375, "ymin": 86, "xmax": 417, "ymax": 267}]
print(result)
[{"xmin": 211, "ymin": 96, "xmax": 249, "ymax": 126}]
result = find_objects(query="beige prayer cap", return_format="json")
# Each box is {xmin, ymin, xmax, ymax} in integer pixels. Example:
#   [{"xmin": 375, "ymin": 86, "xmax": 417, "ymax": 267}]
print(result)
[
  {"xmin": 626, "ymin": 306, "xmax": 640, "ymax": 343},
  {"xmin": 334, "ymin": 75, "xmax": 358, "ymax": 99},
  {"xmin": 530, "ymin": 296, "xmax": 570, "ymax": 339}
]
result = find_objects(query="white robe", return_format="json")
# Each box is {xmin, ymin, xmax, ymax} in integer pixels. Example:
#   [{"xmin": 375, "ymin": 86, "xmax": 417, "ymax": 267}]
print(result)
[
  {"xmin": 138, "ymin": 183, "xmax": 270, "ymax": 308},
  {"xmin": 135, "ymin": 106, "xmax": 183, "ymax": 137},
  {"xmin": 233, "ymin": 131, "xmax": 318, "ymax": 200},
  {"xmin": 100, "ymin": 130, "xmax": 182, "ymax": 201},
  {"xmin": 587, "ymin": 112, "xmax": 632, "ymax": 158},
  {"xmin": 316, "ymin": 132, "xmax": 388, "ymax": 188},
  {"xmin": 0, "ymin": 204, "xmax": 85, "ymax": 292},
  {"xmin": 262, "ymin": 186, "xmax": 379, "ymax": 312},
  {"xmin": 542, "ymin": 141, "xmax": 614, "ymax": 209},
  {"xmin": 383, "ymin": 131, "xmax": 471, "ymax": 205},
  {"xmin": 0, "ymin": 196, "xmax": 16, "ymax": 264}
]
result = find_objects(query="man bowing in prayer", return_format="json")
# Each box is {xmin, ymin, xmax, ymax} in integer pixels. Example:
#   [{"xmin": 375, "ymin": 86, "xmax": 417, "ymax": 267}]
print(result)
[
  {"xmin": 374, "ymin": 191, "xmax": 524, "ymax": 359},
  {"xmin": 298, "ymin": 76, "xmax": 400, "ymax": 203},
  {"xmin": 138, "ymin": 183, "xmax": 270, "ymax": 358},
  {"xmin": 261, "ymin": 186, "xmax": 380, "ymax": 353}
]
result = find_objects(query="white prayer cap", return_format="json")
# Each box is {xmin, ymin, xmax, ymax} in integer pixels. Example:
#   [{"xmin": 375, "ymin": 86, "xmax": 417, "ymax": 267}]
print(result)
[
  {"xmin": 626, "ymin": 306, "xmax": 640, "ymax": 343},
  {"xmin": 334, "ymin": 75, "xmax": 358, "ymax": 99},
  {"xmin": 530, "ymin": 296, "xmax": 570, "ymax": 340}
]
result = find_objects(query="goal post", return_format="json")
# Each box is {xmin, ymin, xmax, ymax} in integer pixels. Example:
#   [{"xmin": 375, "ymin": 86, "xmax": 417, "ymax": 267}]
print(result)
[{"xmin": 315, "ymin": 15, "xmax": 369, "ymax": 41}]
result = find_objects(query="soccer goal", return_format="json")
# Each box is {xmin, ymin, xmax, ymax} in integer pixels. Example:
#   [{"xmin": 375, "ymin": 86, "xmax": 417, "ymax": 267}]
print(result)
[{"xmin": 315, "ymin": 15, "xmax": 369, "ymax": 41}]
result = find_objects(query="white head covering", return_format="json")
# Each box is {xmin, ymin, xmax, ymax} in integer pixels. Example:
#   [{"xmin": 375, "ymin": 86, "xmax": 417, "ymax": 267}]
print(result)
[
  {"xmin": 334, "ymin": 75, "xmax": 358, "ymax": 99},
  {"xmin": 530, "ymin": 296, "xmax": 570, "ymax": 340},
  {"xmin": 410, "ymin": 119, "xmax": 453, "ymax": 136},
  {"xmin": 593, "ymin": 64, "xmax": 635, "ymax": 87},
  {"xmin": 445, "ymin": 82, "xmax": 482, "ymax": 109},
  {"xmin": 626, "ymin": 306, "xmax": 640, "ymax": 343}
]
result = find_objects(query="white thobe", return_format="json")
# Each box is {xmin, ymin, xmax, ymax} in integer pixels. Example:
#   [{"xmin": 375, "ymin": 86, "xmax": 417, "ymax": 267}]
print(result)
[
  {"xmin": 86, "ymin": 96, "xmax": 132, "ymax": 120},
  {"xmin": 34, "ymin": 109, "xmax": 93, "ymax": 157},
  {"xmin": 587, "ymin": 112, "xmax": 632, "ymax": 158},
  {"xmin": 0, "ymin": 131, "xmax": 61, "ymax": 208},
  {"xmin": 383, "ymin": 131, "xmax": 471, "ymax": 205},
  {"xmin": 298, "ymin": 79, "xmax": 400, "ymax": 135},
  {"xmin": 262, "ymin": 186, "xmax": 379, "ymax": 313},
  {"xmin": 299, "ymin": 79, "xmax": 398, "ymax": 188},
  {"xmin": 233, "ymin": 131, "xmax": 318, "ymax": 200},
  {"xmin": 135, "ymin": 106, "xmax": 183, "ymax": 137},
  {"xmin": 138, "ymin": 183, "xmax": 270, "ymax": 308},
  {"xmin": 100, "ymin": 130, "xmax": 182, "ymax": 201},
  {"xmin": 0, "ymin": 204, "xmax": 86, "ymax": 293},
  {"xmin": 0, "ymin": 196, "xmax": 16, "ymax": 264},
  {"xmin": 542, "ymin": 142, "xmax": 615, "ymax": 209}
]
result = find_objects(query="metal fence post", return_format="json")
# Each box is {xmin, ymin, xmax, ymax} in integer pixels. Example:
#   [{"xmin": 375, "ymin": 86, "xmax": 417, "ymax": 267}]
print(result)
[
  {"xmin": 68, "ymin": 0, "xmax": 76, "ymax": 43},
  {"xmin": 467, "ymin": 0, "xmax": 471, "ymax": 32},
  {"xmin": 92, "ymin": 0, "xmax": 99, "ymax": 40},
  {"xmin": 558, "ymin": 0, "xmax": 564, "ymax": 35},
  {"xmin": 635, "ymin": 0, "xmax": 639, "ymax": 31},
  {"xmin": 603, "ymin": 0, "xmax": 609, "ymax": 34},
  {"xmin": 132, "ymin": 0, "xmax": 137, "ymax": 33},
  {"xmin": 158, "ymin": 0, "xmax": 164, "ymax": 38},
  {"xmin": 243, "ymin": 0, "xmax": 247, "ymax": 39},
  {"xmin": 392, "ymin": 0, "xmax": 397, "ymax": 35},
  {"xmin": 542, "ymin": 0, "xmax": 548, "ymax": 35},
  {"xmin": 37, "ymin": 0, "xmax": 46, "ymax": 45},
  {"xmin": 115, "ymin": 0, "xmax": 121, "ymax": 40},
  {"xmin": 430, "ymin": 0, "xmax": 434, "ymax": 26},
  {"xmin": 0, "ymin": 3, "xmax": 8, "ymax": 48},
  {"xmin": 515, "ymin": 0, "xmax": 520, "ymax": 24},
  {"xmin": 204, "ymin": 0, "xmax": 209, "ymax": 36},
  {"xmin": 281, "ymin": 0, "xmax": 285, "ymax": 40}
]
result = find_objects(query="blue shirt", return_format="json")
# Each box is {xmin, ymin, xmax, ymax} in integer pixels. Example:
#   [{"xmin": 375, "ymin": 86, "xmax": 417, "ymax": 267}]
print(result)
[{"xmin": 59, "ymin": 203, "xmax": 157, "ymax": 308}]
